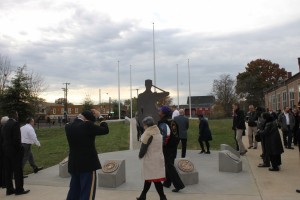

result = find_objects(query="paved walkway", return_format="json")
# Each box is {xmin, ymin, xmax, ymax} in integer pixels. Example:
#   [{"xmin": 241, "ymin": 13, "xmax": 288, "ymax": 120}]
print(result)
[{"xmin": 0, "ymin": 120, "xmax": 299, "ymax": 200}]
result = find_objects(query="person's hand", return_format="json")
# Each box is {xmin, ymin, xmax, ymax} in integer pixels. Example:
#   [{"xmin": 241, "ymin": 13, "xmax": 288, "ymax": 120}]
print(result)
[{"xmin": 91, "ymin": 109, "xmax": 100, "ymax": 118}]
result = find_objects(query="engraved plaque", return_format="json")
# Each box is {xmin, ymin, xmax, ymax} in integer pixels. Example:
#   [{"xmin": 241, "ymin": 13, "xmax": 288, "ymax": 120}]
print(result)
[
  {"xmin": 102, "ymin": 160, "xmax": 119, "ymax": 173},
  {"xmin": 177, "ymin": 159, "xmax": 194, "ymax": 173}
]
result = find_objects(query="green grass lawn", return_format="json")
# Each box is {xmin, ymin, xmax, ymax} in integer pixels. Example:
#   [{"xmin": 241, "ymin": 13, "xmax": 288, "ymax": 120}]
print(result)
[{"xmin": 24, "ymin": 119, "xmax": 234, "ymax": 174}]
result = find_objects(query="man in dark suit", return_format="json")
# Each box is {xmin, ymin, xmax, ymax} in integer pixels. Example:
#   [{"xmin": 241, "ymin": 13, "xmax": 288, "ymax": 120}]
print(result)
[
  {"xmin": 174, "ymin": 109, "xmax": 189, "ymax": 158},
  {"xmin": 2, "ymin": 111, "xmax": 30, "ymax": 195},
  {"xmin": 65, "ymin": 109, "xmax": 109, "ymax": 200}
]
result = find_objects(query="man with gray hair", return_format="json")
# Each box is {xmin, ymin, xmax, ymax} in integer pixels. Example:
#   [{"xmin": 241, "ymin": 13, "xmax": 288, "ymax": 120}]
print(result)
[{"xmin": 174, "ymin": 109, "xmax": 189, "ymax": 158}]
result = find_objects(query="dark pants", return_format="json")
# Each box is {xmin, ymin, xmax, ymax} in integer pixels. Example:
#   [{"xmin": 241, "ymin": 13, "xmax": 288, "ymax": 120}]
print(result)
[
  {"xmin": 179, "ymin": 138, "xmax": 187, "ymax": 158},
  {"xmin": 261, "ymin": 136, "xmax": 270, "ymax": 166},
  {"xmin": 67, "ymin": 171, "xmax": 97, "ymax": 200},
  {"xmin": 293, "ymin": 127, "xmax": 299, "ymax": 145},
  {"xmin": 198, "ymin": 139, "xmax": 210, "ymax": 152},
  {"xmin": 282, "ymin": 126, "xmax": 292, "ymax": 148},
  {"xmin": 234, "ymin": 130, "xmax": 239, "ymax": 151},
  {"xmin": 162, "ymin": 146, "xmax": 184, "ymax": 190},
  {"xmin": 270, "ymin": 154, "xmax": 281, "ymax": 168},
  {"xmin": 0, "ymin": 153, "xmax": 6, "ymax": 188},
  {"xmin": 22, "ymin": 144, "xmax": 38, "ymax": 171},
  {"xmin": 4, "ymin": 152, "xmax": 24, "ymax": 193},
  {"xmin": 139, "ymin": 181, "xmax": 166, "ymax": 199}
]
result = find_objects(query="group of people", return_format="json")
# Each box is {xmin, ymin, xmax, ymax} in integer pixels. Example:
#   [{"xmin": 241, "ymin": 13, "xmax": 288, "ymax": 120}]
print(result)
[
  {"xmin": 232, "ymin": 103, "xmax": 300, "ymax": 193},
  {"xmin": 0, "ymin": 111, "xmax": 43, "ymax": 196}
]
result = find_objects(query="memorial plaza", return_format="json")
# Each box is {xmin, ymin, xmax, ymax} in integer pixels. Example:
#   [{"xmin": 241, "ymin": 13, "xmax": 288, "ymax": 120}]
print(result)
[{"xmin": 0, "ymin": 119, "xmax": 299, "ymax": 200}]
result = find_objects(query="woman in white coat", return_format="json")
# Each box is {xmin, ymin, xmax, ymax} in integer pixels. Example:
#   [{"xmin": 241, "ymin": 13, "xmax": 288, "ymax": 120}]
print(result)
[{"xmin": 137, "ymin": 116, "xmax": 167, "ymax": 200}]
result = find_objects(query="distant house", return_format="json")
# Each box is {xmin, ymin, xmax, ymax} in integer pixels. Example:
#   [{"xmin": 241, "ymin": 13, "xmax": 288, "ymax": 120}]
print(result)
[{"xmin": 182, "ymin": 96, "xmax": 215, "ymax": 117}]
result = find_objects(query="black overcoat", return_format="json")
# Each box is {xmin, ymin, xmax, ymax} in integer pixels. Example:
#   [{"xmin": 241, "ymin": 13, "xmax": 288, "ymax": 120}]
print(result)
[
  {"xmin": 65, "ymin": 118, "xmax": 109, "ymax": 174},
  {"xmin": 260, "ymin": 121, "xmax": 284, "ymax": 156},
  {"xmin": 198, "ymin": 118, "xmax": 212, "ymax": 141}
]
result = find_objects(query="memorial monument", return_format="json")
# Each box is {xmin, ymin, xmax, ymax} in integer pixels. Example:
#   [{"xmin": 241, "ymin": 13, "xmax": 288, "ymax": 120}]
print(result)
[{"xmin": 137, "ymin": 79, "xmax": 169, "ymax": 130}]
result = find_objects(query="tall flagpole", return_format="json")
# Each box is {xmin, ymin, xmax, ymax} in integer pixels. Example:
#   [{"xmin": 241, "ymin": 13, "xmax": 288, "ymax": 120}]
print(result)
[
  {"xmin": 177, "ymin": 64, "xmax": 179, "ymax": 108},
  {"xmin": 153, "ymin": 22, "xmax": 156, "ymax": 92},
  {"xmin": 188, "ymin": 59, "xmax": 192, "ymax": 118},
  {"xmin": 118, "ymin": 60, "xmax": 121, "ymax": 120},
  {"xmin": 130, "ymin": 65, "xmax": 133, "ymax": 118}
]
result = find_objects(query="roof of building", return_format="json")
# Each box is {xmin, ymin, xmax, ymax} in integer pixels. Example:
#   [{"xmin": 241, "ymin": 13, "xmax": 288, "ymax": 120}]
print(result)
[{"xmin": 186, "ymin": 96, "xmax": 215, "ymax": 107}]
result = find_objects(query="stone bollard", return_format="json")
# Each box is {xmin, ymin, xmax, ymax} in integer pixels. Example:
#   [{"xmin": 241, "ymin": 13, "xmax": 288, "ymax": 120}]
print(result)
[
  {"xmin": 174, "ymin": 158, "xmax": 198, "ymax": 185},
  {"xmin": 220, "ymin": 144, "xmax": 240, "ymax": 158},
  {"xmin": 59, "ymin": 157, "xmax": 70, "ymax": 178},
  {"xmin": 219, "ymin": 150, "xmax": 242, "ymax": 173},
  {"xmin": 98, "ymin": 160, "xmax": 126, "ymax": 188}
]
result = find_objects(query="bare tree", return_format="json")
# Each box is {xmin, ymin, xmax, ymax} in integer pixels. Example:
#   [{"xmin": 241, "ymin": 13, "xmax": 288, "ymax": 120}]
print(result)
[
  {"xmin": 212, "ymin": 74, "xmax": 237, "ymax": 117},
  {"xmin": 0, "ymin": 54, "xmax": 12, "ymax": 94}
]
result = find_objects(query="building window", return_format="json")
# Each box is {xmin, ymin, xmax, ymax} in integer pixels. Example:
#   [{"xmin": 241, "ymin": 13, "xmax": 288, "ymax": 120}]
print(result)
[
  {"xmin": 53, "ymin": 108, "xmax": 56, "ymax": 114},
  {"xmin": 282, "ymin": 92, "xmax": 287, "ymax": 108},
  {"xmin": 276, "ymin": 93, "xmax": 280, "ymax": 111},
  {"xmin": 272, "ymin": 95, "xmax": 276, "ymax": 111},
  {"xmin": 68, "ymin": 108, "xmax": 71, "ymax": 114},
  {"xmin": 61, "ymin": 108, "xmax": 64, "ymax": 114},
  {"xmin": 289, "ymin": 88, "xmax": 294, "ymax": 108},
  {"xmin": 268, "ymin": 96, "xmax": 272, "ymax": 109},
  {"xmin": 75, "ymin": 108, "xmax": 78, "ymax": 114}
]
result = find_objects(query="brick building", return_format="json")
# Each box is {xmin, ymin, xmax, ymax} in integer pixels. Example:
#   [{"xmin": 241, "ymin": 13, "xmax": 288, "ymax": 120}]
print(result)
[{"xmin": 264, "ymin": 58, "xmax": 300, "ymax": 111}]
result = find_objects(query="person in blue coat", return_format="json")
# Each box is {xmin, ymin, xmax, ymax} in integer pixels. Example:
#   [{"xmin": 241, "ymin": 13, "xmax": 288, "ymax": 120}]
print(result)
[{"xmin": 198, "ymin": 114, "xmax": 212, "ymax": 154}]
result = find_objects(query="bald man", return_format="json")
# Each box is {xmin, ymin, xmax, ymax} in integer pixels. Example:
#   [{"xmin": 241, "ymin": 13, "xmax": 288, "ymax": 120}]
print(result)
[{"xmin": 174, "ymin": 109, "xmax": 189, "ymax": 158}]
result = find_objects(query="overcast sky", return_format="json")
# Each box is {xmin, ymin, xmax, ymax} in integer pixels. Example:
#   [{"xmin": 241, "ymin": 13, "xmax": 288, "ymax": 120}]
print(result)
[{"xmin": 1, "ymin": 0, "xmax": 300, "ymax": 105}]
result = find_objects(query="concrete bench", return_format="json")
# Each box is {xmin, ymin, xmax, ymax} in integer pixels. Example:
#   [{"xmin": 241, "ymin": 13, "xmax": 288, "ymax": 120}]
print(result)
[
  {"xmin": 98, "ymin": 159, "xmax": 126, "ymax": 188},
  {"xmin": 219, "ymin": 150, "xmax": 242, "ymax": 173},
  {"xmin": 220, "ymin": 144, "xmax": 240, "ymax": 158},
  {"xmin": 59, "ymin": 157, "xmax": 70, "ymax": 178},
  {"xmin": 175, "ymin": 158, "xmax": 198, "ymax": 185}
]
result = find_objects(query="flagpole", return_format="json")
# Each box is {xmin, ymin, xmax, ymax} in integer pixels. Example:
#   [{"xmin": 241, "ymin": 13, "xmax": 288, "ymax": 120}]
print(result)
[
  {"xmin": 177, "ymin": 64, "xmax": 179, "ymax": 108},
  {"xmin": 118, "ymin": 60, "xmax": 121, "ymax": 120},
  {"xmin": 188, "ymin": 59, "xmax": 192, "ymax": 118},
  {"xmin": 130, "ymin": 65, "xmax": 133, "ymax": 118},
  {"xmin": 153, "ymin": 22, "xmax": 156, "ymax": 92}
]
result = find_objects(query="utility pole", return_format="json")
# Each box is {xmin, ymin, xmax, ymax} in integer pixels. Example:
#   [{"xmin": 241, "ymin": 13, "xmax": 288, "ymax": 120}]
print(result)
[{"xmin": 63, "ymin": 82, "xmax": 70, "ymax": 123}]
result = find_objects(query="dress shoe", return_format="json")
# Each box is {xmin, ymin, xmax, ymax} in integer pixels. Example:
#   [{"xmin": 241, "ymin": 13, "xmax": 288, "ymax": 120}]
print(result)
[
  {"xmin": 6, "ymin": 190, "xmax": 15, "ymax": 196},
  {"xmin": 15, "ymin": 189, "xmax": 30, "ymax": 195},
  {"xmin": 258, "ymin": 163, "xmax": 270, "ymax": 168},
  {"xmin": 286, "ymin": 147, "xmax": 294, "ymax": 150},
  {"xmin": 296, "ymin": 189, "xmax": 300, "ymax": 193},
  {"xmin": 205, "ymin": 151, "xmax": 211, "ymax": 154},
  {"xmin": 34, "ymin": 167, "xmax": 43, "ymax": 173},
  {"xmin": 268, "ymin": 167, "xmax": 279, "ymax": 171},
  {"xmin": 172, "ymin": 188, "xmax": 180, "ymax": 193},
  {"xmin": 199, "ymin": 150, "xmax": 205, "ymax": 154},
  {"xmin": 253, "ymin": 147, "xmax": 257, "ymax": 149},
  {"xmin": 240, "ymin": 150, "xmax": 247, "ymax": 156},
  {"xmin": 248, "ymin": 146, "xmax": 253, "ymax": 149},
  {"xmin": 23, "ymin": 175, "xmax": 28, "ymax": 178}
]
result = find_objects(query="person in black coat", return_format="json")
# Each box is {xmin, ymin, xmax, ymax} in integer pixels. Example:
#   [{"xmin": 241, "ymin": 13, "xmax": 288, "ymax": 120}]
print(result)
[
  {"xmin": 158, "ymin": 106, "xmax": 184, "ymax": 193},
  {"xmin": 232, "ymin": 103, "xmax": 247, "ymax": 155},
  {"xmin": 2, "ymin": 111, "xmax": 30, "ymax": 195},
  {"xmin": 65, "ymin": 109, "xmax": 109, "ymax": 200},
  {"xmin": 0, "ymin": 116, "xmax": 9, "ymax": 188},
  {"xmin": 198, "ymin": 114, "xmax": 212, "ymax": 154},
  {"xmin": 258, "ymin": 112, "xmax": 284, "ymax": 171}
]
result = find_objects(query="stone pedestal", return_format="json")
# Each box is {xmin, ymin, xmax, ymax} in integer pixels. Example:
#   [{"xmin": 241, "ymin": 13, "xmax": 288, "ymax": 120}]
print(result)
[
  {"xmin": 219, "ymin": 150, "xmax": 242, "ymax": 173},
  {"xmin": 59, "ymin": 157, "xmax": 70, "ymax": 178},
  {"xmin": 98, "ymin": 160, "xmax": 126, "ymax": 188},
  {"xmin": 174, "ymin": 158, "xmax": 198, "ymax": 185},
  {"xmin": 220, "ymin": 144, "xmax": 240, "ymax": 158}
]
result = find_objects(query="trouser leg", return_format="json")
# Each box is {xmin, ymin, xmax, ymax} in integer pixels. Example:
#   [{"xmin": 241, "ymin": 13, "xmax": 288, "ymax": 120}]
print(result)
[
  {"xmin": 252, "ymin": 127, "xmax": 258, "ymax": 147},
  {"xmin": 236, "ymin": 129, "xmax": 246, "ymax": 153},
  {"xmin": 27, "ymin": 148, "xmax": 37, "ymax": 170},
  {"xmin": 198, "ymin": 138, "xmax": 205, "ymax": 151},
  {"xmin": 234, "ymin": 130, "xmax": 239, "ymax": 151},
  {"xmin": 4, "ymin": 156, "xmax": 14, "ymax": 193},
  {"xmin": 293, "ymin": 127, "xmax": 298, "ymax": 145},
  {"xmin": 154, "ymin": 182, "xmax": 166, "ymax": 199},
  {"xmin": 181, "ymin": 139, "xmax": 187, "ymax": 158},
  {"xmin": 205, "ymin": 141, "xmax": 210, "ymax": 152},
  {"xmin": 79, "ymin": 171, "xmax": 97, "ymax": 200},
  {"xmin": 287, "ymin": 127, "xmax": 292, "ymax": 148},
  {"xmin": 282, "ymin": 130, "xmax": 288, "ymax": 147},
  {"xmin": 22, "ymin": 144, "xmax": 30, "ymax": 169},
  {"xmin": 247, "ymin": 127, "xmax": 253, "ymax": 147},
  {"xmin": 140, "ymin": 181, "xmax": 151, "ymax": 198},
  {"xmin": 67, "ymin": 173, "xmax": 80, "ymax": 200},
  {"xmin": 13, "ymin": 153, "xmax": 24, "ymax": 193}
]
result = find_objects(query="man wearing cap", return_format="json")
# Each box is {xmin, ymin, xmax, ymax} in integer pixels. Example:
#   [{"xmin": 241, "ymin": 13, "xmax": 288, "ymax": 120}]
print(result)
[{"xmin": 65, "ymin": 109, "xmax": 109, "ymax": 200}]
